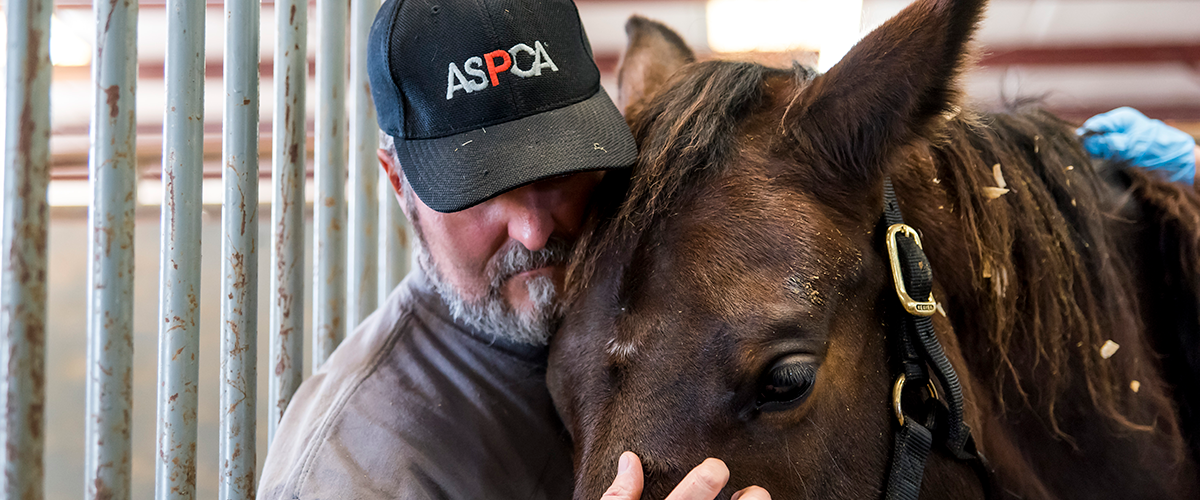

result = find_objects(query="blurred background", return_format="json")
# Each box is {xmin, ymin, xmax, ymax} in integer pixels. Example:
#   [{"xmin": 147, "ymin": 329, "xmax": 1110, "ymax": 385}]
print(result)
[{"xmin": 13, "ymin": 0, "xmax": 1200, "ymax": 498}]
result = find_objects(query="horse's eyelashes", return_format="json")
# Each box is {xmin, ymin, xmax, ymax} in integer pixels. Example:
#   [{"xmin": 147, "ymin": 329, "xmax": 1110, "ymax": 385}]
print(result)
[
  {"xmin": 756, "ymin": 356, "xmax": 817, "ymax": 411},
  {"xmin": 770, "ymin": 363, "xmax": 812, "ymax": 388}
]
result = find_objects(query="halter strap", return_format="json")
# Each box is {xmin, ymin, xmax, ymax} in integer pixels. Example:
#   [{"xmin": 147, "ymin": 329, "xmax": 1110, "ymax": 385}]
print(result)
[{"xmin": 880, "ymin": 177, "xmax": 994, "ymax": 500}]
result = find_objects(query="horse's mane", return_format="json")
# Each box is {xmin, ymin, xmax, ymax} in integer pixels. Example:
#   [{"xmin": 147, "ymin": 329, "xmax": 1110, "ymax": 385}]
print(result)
[
  {"xmin": 935, "ymin": 108, "xmax": 1200, "ymax": 440},
  {"xmin": 567, "ymin": 59, "xmax": 1200, "ymax": 439},
  {"xmin": 928, "ymin": 108, "xmax": 1158, "ymax": 437}
]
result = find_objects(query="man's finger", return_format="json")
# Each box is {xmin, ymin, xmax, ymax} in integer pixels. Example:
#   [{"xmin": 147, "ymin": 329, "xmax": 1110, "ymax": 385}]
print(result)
[
  {"xmin": 1081, "ymin": 132, "xmax": 1132, "ymax": 160},
  {"xmin": 1080, "ymin": 106, "xmax": 1145, "ymax": 134},
  {"xmin": 731, "ymin": 486, "xmax": 772, "ymax": 500},
  {"xmin": 664, "ymin": 458, "xmax": 730, "ymax": 500},
  {"xmin": 601, "ymin": 451, "xmax": 644, "ymax": 499}
]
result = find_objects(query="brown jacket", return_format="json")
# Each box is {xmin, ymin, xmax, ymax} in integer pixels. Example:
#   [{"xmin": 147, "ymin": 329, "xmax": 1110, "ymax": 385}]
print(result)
[{"xmin": 257, "ymin": 271, "xmax": 573, "ymax": 499}]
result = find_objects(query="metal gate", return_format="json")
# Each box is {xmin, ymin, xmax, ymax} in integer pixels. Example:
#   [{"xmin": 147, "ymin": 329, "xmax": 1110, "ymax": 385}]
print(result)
[{"xmin": 0, "ymin": 0, "xmax": 408, "ymax": 497}]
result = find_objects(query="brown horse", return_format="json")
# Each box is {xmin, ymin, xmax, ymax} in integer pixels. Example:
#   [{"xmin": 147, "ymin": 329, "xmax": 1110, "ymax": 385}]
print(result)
[{"xmin": 545, "ymin": 0, "xmax": 1200, "ymax": 498}]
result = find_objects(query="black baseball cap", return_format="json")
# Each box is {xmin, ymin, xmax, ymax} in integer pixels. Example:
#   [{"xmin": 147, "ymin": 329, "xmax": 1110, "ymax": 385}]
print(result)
[{"xmin": 368, "ymin": 0, "xmax": 637, "ymax": 213}]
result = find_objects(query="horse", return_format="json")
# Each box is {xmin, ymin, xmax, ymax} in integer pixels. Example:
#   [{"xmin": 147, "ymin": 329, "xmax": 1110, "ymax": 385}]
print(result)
[{"xmin": 544, "ymin": 0, "xmax": 1200, "ymax": 498}]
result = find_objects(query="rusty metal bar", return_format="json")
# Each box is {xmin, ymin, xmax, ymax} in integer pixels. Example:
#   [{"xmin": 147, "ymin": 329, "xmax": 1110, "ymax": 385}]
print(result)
[
  {"xmin": 312, "ymin": 0, "xmax": 346, "ymax": 371},
  {"xmin": 347, "ymin": 0, "xmax": 380, "ymax": 330},
  {"xmin": 268, "ymin": 0, "xmax": 307, "ymax": 445},
  {"xmin": 84, "ymin": 0, "xmax": 138, "ymax": 496},
  {"xmin": 219, "ymin": 0, "xmax": 260, "ymax": 495},
  {"xmin": 154, "ymin": 0, "xmax": 205, "ymax": 496},
  {"xmin": 0, "ymin": 0, "xmax": 51, "ymax": 494},
  {"xmin": 378, "ymin": 178, "xmax": 409, "ymax": 302}
]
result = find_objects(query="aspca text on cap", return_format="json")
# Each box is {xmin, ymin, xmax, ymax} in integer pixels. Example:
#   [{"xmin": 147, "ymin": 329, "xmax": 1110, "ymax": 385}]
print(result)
[{"xmin": 446, "ymin": 41, "xmax": 559, "ymax": 100}]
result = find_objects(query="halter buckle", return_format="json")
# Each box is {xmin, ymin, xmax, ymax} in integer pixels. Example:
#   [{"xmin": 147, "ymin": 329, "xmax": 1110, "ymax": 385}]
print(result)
[{"xmin": 886, "ymin": 224, "xmax": 938, "ymax": 317}]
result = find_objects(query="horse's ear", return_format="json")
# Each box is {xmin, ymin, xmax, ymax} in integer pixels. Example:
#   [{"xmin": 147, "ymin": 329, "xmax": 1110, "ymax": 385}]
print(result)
[
  {"xmin": 617, "ymin": 16, "xmax": 696, "ymax": 116},
  {"xmin": 787, "ymin": 0, "xmax": 985, "ymax": 188}
]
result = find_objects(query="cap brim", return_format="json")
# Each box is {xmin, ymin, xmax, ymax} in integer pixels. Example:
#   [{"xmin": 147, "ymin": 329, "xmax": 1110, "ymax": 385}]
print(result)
[{"xmin": 395, "ymin": 87, "xmax": 637, "ymax": 213}]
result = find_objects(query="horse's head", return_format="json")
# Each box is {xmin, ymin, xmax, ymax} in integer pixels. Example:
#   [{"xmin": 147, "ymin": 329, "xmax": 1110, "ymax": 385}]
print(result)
[{"xmin": 547, "ymin": 0, "xmax": 991, "ymax": 498}]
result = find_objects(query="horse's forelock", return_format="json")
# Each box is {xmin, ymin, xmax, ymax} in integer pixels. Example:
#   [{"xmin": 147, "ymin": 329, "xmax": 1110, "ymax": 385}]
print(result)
[{"xmin": 566, "ymin": 61, "xmax": 809, "ymax": 299}]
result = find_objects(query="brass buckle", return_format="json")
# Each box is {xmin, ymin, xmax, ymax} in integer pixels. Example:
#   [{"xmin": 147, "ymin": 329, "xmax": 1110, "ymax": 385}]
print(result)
[
  {"xmin": 885, "ymin": 224, "xmax": 937, "ymax": 317},
  {"xmin": 892, "ymin": 373, "xmax": 941, "ymax": 426}
]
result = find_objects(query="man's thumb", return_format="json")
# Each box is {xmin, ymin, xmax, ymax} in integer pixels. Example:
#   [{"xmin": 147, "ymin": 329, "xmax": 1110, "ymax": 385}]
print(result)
[{"xmin": 601, "ymin": 452, "xmax": 644, "ymax": 499}]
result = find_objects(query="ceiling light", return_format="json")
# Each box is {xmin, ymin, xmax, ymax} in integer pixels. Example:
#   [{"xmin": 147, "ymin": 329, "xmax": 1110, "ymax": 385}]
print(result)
[{"xmin": 706, "ymin": 0, "xmax": 863, "ymax": 71}]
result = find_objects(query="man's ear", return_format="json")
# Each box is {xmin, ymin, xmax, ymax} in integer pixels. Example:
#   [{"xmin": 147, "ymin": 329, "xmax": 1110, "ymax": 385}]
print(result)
[
  {"xmin": 377, "ymin": 147, "xmax": 403, "ymax": 196},
  {"xmin": 377, "ymin": 147, "xmax": 411, "ymax": 219},
  {"xmin": 617, "ymin": 16, "xmax": 695, "ymax": 117}
]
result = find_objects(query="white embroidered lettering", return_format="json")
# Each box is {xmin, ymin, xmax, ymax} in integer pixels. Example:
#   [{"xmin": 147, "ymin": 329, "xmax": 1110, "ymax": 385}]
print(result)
[
  {"xmin": 446, "ymin": 40, "xmax": 558, "ymax": 98},
  {"xmin": 446, "ymin": 62, "xmax": 472, "ymax": 100},
  {"xmin": 533, "ymin": 40, "xmax": 558, "ymax": 74},
  {"xmin": 508, "ymin": 43, "xmax": 537, "ymax": 78},
  {"xmin": 463, "ymin": 57, "xmax": 489, "ymax": 91}
]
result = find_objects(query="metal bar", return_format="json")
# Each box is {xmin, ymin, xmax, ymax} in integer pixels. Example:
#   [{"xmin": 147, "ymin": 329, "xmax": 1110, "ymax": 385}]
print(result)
[
  {"xmin": 85, "ymin": 0, "xmax": 138, "ymax": 496},
  {"xmin": 154, "ymin": 0, "xmax": 205, "ymax": 496},
  {"xmin": 268, "ymin": 0, "xmax": 307, "ymax": 445},
  {"xmin": 312, "ymin": 0, "xmax": 346, "ymax": 371},
  {"xmin": 0, "ymin": 0, "xmax": 51, "ymax": 494},
  {"xmin": 378, "ymin": 177, "xmax": 409, "ymax": 302},
  {"xmin": 347, "ymin": 0, "xmax": 380, "ymax": 330},
  {"xmin": 219, "ymin": 0, "xmax": 260, "ymax": 496}
]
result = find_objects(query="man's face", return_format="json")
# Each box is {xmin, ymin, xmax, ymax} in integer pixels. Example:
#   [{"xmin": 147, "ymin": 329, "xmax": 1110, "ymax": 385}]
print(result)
[{"xmin": 381, "ymin": 148, "xmax": 604, "ymax": 344}]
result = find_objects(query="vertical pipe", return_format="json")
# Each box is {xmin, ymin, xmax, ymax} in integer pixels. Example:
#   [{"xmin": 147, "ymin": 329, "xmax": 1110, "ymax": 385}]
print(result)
[
  {"xmin": 347, "ymin": 0, "xmax": 380, "ymax": 330},
  {"xmin": 0, "ymin": 0, "xmax": 51, "ymax": 495},
  {"xmin": 219, "ymin": 0, "xmax": 259, "ymax": 496},
  {"xmin": 312, "ymin": 0, "xmax": 346, "ymax": 371},
  {"xmin": 154, "ymin": 0, "xmax": 204, "ymax": 496},
  {"xmin": 377, "ymin": 178, "xmax": 408, "ymax": 302},
  {"xmin": 268, "ymin": 0, "xmax": 307, "ymax": 445},
  {"xmin": 85, "ymin": 0, "xmax": 137, "ymax": 496}
]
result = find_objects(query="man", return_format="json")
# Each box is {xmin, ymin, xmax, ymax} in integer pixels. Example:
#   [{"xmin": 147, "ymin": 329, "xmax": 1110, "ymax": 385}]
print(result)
[{"xmin": 256, "ymin": 0, "xmax": 769, "ymax": 498}]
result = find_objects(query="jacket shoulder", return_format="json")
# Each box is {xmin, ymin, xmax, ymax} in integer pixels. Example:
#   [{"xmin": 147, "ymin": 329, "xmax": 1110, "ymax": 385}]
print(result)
[{"xmin": 256, "ymin": 279, "xmax": 425, "ymax": 499}]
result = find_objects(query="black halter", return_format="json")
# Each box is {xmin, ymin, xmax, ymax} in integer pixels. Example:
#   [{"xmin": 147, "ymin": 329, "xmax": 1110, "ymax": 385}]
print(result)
[{"xmin": 880, "ymin": 177, "xmax": 995, "ymax": 500}]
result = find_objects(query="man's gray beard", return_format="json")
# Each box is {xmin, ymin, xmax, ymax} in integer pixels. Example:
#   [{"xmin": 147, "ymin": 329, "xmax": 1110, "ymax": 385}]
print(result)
[{"xmin": 412, "ymin": 233, "xmax": 569, "ymax": 346}]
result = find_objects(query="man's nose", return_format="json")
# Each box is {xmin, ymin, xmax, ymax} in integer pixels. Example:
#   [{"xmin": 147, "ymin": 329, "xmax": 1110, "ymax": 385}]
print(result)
[{"xmin": 499, "ymin": 184, "xmax": 557, "ymax": 252}]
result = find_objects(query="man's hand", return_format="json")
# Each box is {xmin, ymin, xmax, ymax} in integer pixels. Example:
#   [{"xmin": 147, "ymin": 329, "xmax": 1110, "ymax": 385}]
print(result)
[
  {"xmin": 1077, "ymin": 107, "xmax": 1197, "ymax": 185},
  {"xmin": 602, "ymin": 451, "xmax": 771, "ymax": 500}
]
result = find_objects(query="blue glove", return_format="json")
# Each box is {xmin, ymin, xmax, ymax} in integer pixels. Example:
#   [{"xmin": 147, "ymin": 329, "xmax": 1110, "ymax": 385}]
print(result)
[{"xmin": 1077, "ymin": 107, "xmax": 1196, "ymax": 185}]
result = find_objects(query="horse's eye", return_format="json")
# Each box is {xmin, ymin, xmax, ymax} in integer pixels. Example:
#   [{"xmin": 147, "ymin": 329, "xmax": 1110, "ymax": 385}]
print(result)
[{"xmin": 756, "ymin": 356, "xmax": 816, "ymax": 411}]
